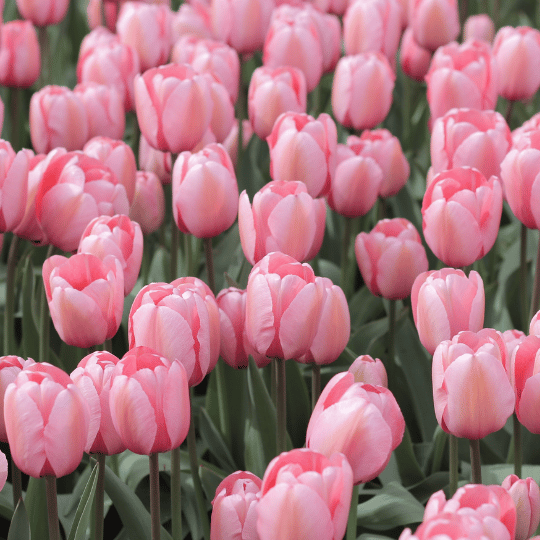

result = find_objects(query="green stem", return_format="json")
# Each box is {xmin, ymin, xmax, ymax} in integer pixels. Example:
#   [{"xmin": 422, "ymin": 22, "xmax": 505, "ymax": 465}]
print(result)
[
  {"xmin": 184, "ymin": 233, "xmax": 193, "ymax": 277},
  {"xmin": 94, "ymin": 454, "xmax": 106, "ymax": 540},
  {"xmin": 204, "ymin": 237, "xmax": 215, "ymax": 294},
  {"xmin": 4, "ymin": 235, "xmax": 20, "ymax": 356},
  {"xmin": 513, "ymin": 413, "xmax": 522, "ymax": 478},
  {"xmin": 235, "ymin": 56, "xmax": 247, "ymax": 176},
  {"xmin": 276, "ymin": 357, "xmax": 287, "ymax": 454},
  {"xmin": 12, "ymin": 463, "xmax": 21, "ymax": 509},
  {"xmin": 469, "ymin": 439, "xmax": 482, "ymax": 484},
  {"xmin": 449, "ymin": 434, "xmax": 459, "ymax": 496},
  {"xmin": 10, "ymin": 89, "xmax": 21, "ymax": 151},
  {"xmin": 40, "ymin": 244, "xmax": 55, "ymax": 364},
  {"xmin": 505, "ymin": 99, "xmax": 514, "ymax": 128},
  {"xmin": 37, "ymin": 27, "xmax": 50, "ymax": 89},
  {"xmin": 271, "ymin": 358, "xmax": 277, "ymax": 406},
  {"xmin": 171, "ymin": 223, "xmax": 178, "ymax": 281},
  {"xmin": 171, "ymin": 447, "xmax": 182, "ymax": 540},
  {"xmin": 388, "ymin": 300, "xmax": 396, "ymax": 367},
  {"xmin": 45, "ymin": 476, "xmax": 60, "ymax": 540},
  {"xmin": 529, "ymin": 230, "xmax": 540, "ymax": 321},
  {"xmin": 311, "ymin": 364, "xmax": 321, "ymax": 410},
  {"xmin": 103, "ymin": 339, "xmax": 112, "ymax": 353},
  {"xmin": 521, "ymin": 224, "xmax": 529, "ymax": 331},
  {"xmin": 346, "ymin": 484, "xmax": 359, "ymax": 540},
  {"xmin": 340, "ymin": 217, "xmax": 353, "ymax": 298},
  {"xmin": 149, "ymin": 453, "xmax": 160, "ymax": 540}
]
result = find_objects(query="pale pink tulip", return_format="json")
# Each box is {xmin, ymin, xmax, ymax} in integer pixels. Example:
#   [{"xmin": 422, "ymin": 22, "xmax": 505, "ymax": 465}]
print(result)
[
  {"xmin": 463, "ymin": 14, "xmax": 495, "ymax": 43},
  {"xmin": 129, "ymin": 171, "xmax": 165, "ymax": 235},
  {"xmin": 16, "ymin": 0, "xmax": 70, "ymax": 26},
  {"xmin": 138, "ymin": 134, "xmax": 172, "ymax": 184},
  {"xmin": 409, "ymin": 0, "xmax": 459, "ymax": 51},
  {"xmin": 399, "ymin": 26, "xmax": 432, "ymax": 82},
  {"xmin": 348, "ymin": 355, "xmax": 388, "ymax": 387},
  {"xmin": 172, "ymin": 1, "xmax": 213, "ymax": 41},
  {"xmin": 502, "ymin": 475, "xmax": 540, "ymax": 540}
]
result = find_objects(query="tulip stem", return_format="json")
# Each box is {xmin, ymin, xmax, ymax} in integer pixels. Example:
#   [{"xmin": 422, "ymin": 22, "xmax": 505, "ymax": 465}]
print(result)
[
  {"xmin": 40, "ymin": 244, "xmax": 55, "ymax": 365},
  {"xmin": 449, "ymin": 434, "xmax": 458, "ymax": 496},
  {"xmin": 235, "ymin": 57, "xmax": 247, "ymax": 176},
  {"xmin": 311, "ymin": 364, "xmax": 321, "ymax": 410},
  {"xmin": 388, "ymin": 299, "xmax": 396, "ymax": 365},
  {"xmin": 528, "ymin": 231, "xmax": 540, "ymax": 321},
  {"xmin": 521, "ymin": 224, "xmax": 529, "ymax": 331},
  {"xmin": 204, "ymin": 237, "xmax": 215, "ymax": 294},
  {"xmin": 10, "ymin": 88, "xmax": 22, "ymax": 151},
  {"xmin": 171, "ymin": 224, "xmax": 178, "ymax": 281},
  {"xmin": 4, "ymin": 235, "xmax": 20, "ymax": 357},
  {"xmin": 94, "ymin": 454, "xmax": 106, "ymax": 540},
  {"xmin": 340, "ymin": 217, "xmax": 353, "ymax": 298},
  {"xmin": 12, "ymin": 463, "xmax": 22, "ymax": 509},
  {"xmin": 171, "ymin": 447, "xmax": 182, "ymax": 540},
  {"xmin": 276, "ymin": 357, "xmax": 287, "ymax": 454},
  {"xmin": 149, "ymin": 453, "xmax": 160, "ymax": 540},
  {"xmin": 469, "ymin": 439, "xmax": 482, "ymax": 484},
  {"xmin": 37, "ymin": 27, "xmax": 50, "ymax": 89},
  {"xmin": 45, "ymin": 476, "xmax": 60, "ymax": 540},
  {"xmin": 513, "ymin": 413, "xmax": 522, "ymax": 478},
  {"xmin": 346, "ymin": 484, "xmax": 359, "ymax": 540}
]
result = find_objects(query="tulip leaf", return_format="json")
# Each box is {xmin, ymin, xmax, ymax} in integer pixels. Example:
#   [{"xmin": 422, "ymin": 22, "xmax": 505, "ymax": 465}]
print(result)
[
  {"xmin": 393, "ymin": 427, "xmax": 425, "ymax": 486},
  {"xmin": 285, "ymin": 360, "xmax": 311, "ymax": 449},
  {"xmin": 481, "ymin": 464, "xmax": 540, "ymax": 485},
  {"xmin": 26, "ymin": 477, "xmax": 50, "ymax": 540},
  {"xmin": 8, "ymin": 499, "xmax": 30, "ymax": 540},
  {"xmin": 21, "ymin": 253, "xmax": 40, "ymax": 361},
  {"xmin": 408, "ymin": 472, "xmax": 450, "ymax": 503},
  {"xmin": 199, "ymin": 464, "xmax": 226, "ymax": 503},
  {"xmin": 198, "ymin": 407, "xmax": 237, "ymax": 473},
  {"xmin": 67, "ymin": 462, "xmax": 98, "ymax": 540}
]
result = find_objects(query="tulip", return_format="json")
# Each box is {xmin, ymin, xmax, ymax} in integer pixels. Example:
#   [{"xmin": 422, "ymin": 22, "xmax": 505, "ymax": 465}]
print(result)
[
  {"xmin": 433, "ymin": 329, "xmax": 515, "ymax": 439},
  {"xmin": 304, "ymin": 6, "xmax": 341, "ymax": 74},
  {"xmin": 138, "ymin": 134, "xmax": 172, "ymax": 184},
  {"xmin": 332, "ymin": 52, "xmax": 395, "ymax": 131},
  {"xmin": 502, "ymin": 475, "xmax": 540, "ymax": 540},
  {"xmin": 109, "ymin": 346, "xmax": 190, "ymax": 455},
  {"xmin": 422, "ymin": 167, "xmax": 503, "ymax": 268},
  {"xmin": 268, "ymin": 112, "xmax": 337, "ymax": 198},
  {"xmin": 4, "ymin": 363, "xmax": 90, "ymax": 478},
  {"xmin": 211, "ymin": 471, "xmax": 262, "ymax": 540},
  {"xmin": 348, "ymin": 355, "xmax": 388, "ymax": 387},
  {"xmin": 411, "ymin": 268, "xmax": 485, "ymax": 355},
  {"xmin": 399, "ymin": 27, "xmax": 432, "ymax": 82},
  {"xmin": 204, "ymin": 74, "xmax": 235, "ymax": 143},
  {"xmin": 129, "ymin": 171, "xmax": 165, "ymax": 235},
  {"xmin": 16, "ymin": 0, "xmax": 70, "ymax": 26},
  {"xmin": 86, "ymin": 0, "xmax": 119, "ymax": 31},
  {"xmin": 257, "ymin": 449, "xmax": 353, "ymax": 540},
  {"xmin": 222, "ymin": 119, "xmax": 253, "ymax": 167},
  {"xmin": 306, "ymin": 371, "xmax": 405, "ymax": 484},
  {"xmin": 531, "ymin": 310, "xmax": 540, "ymax": 336},
  {"xmin": 238, "ymin": 180, "xmax": 325, "ymax": 265},
  {"xmin": 463, "ymin": 14, "xmax": 495, "ymax": 43},
  {"xmin": 355, "ymin": 218, "xmax": 428, "ymax": 300},
  {"xmin": 310, "ymin": 0, "xmax": 347, "ymax": 16},
  {"xmin": 128, "ymin": 277, "xmax": 220, "ymax": 387},
  {"xmin": 79, "ymin": 26, "xmax": 118, "ymax": 59},
  {"xmin": 172, "ymin": 1, "xmax": 213, "ymax": 41},
  {"xmin": 409, "ymin": 0, "xmax": 460, "ymax": 51},
  {"xmin": 502, "ymin": 329, "xmax": 526, "ymax": 367}
]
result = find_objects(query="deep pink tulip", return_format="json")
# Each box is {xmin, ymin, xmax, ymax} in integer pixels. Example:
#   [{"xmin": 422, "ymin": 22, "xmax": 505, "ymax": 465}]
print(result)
[
  {"xmin": 4, "ymin": 363, "xmax": 89, "ymax": 478},
  {"xmin": 422, "ymin": 167, "xmax": 503, "ymax": 268},
  {"xmin": 332, "ymin": 52, "xmax": 395, "ymax": 131},
  {"xmin": 348, "ymin": 355, "xmax": 388, "ymax": 387},
  {"xmin": 411, "ymin": 268, "xmax": 485, "ymax": 355},
  {"xmin": 268, "ymin": 112, "xmax": 337, "ymax": 198},
  {"xmin": 16, "ymin": 0, "xmax": 70, "ymax": 26},
  {"xmin": 172, "ymin": 1, "xmax": 213, "ymax": 41},
  {"xmin": 463, "ymin": 14, "xmax": 495, "ymax": 43},
  {"xmin": 433, "ymin": 329, "xmax": 514, "ymax": 439},
  {"xmin": 238, "ymin": 180, "xmax": 325, "ymax": 265},
  {"xmin": 35, "ymin": 150, "xmax": 129, "ymax": 252},
  {"xmin": 43, "ymin": 253, "xmax": 124, "ymax": 348},
  {"xmin": 399, "ymin": 26, "xmax": 432, "ymax": 82},
  {"xmin": 129, "ymin": 171, "xmax": 165, "ymax": 235},
  {"xmin": 109, "ymin": 347, "xmax": 190, "ymax": 455},
  {"xmin": 502, "ymin": 475, "xmax": 540, "ymax": 540},
  {"xmin": 128, "ymin": 277, "xmax": 220, "ymax": 386},
  {"xmin": 355, "ymin": 218, "xmax": 428, "ymax": 300},
  {"xmin": 409, "ymin": 0, "xmax": 459, "ymax": 51},
  {"xmin": 493, "ymin": 26, "xmax": 540, "ymax": 102},
  {"xmin": 247, "ymin": 66, "xmax": 307, "ymax": 140},
  {"xmin": 257, "ymin": 449, "xmax": 353, "ymax": 540},
  {"xmin": 425, "ymin": 39, "xmax": 498, "ymax": 122},
  {"xmin": 29, "ymin": 85, "xmax": 89, "ymax": 154},
  {"xmin": 0, "ymin": 20, "xmax": 40, "ymax": 88},
  {"xmin": 172, "ymin": 143, "xmax": 238, "ymax": 238},
  {"xmin": 216, "ymin": 287, "xmax": 271, "ymax": 369},
  {"xmin": 211, "ymin": 471, "xmax": 262, "ymax": 540},
  {"xmin": 70, "ymin": 351, "xmax": 126, "ymax": 455},
  {"xmin": 134, "ymin": 63, "xmax": 212, "ymax": 153},
  {"xmin": 245, "ymin": 252, "xmax": 325, "ymax": 360},
  {"xmin": 431, "ymin": 108, "xmax": 512, "ymax": 180},
  {"xmin": 306, "ymin": 371, "xmax": 404, "ymax": 484}
]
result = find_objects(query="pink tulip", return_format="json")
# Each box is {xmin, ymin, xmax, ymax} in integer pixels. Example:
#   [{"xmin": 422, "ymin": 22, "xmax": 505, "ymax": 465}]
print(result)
[
  {"xmin": 70, "ymin": 351, "xmax": 126, "ymax": 455},
  {"xmin": 35, "ymin": 150, "xmax": 129, "ymax": 252},
  {"xmin": 43, "ymin": 253, "xmax": 124, "ymax": 348},
  {"xmin": 204, "ymin": 73, "xmax": 235, "ymax": 143},
  {"xmin": 348, "ymin": 355, "xmax": 388, "ymax": 387},
  {"xmin": 128, "ymin": 277, "xmax": 220, "ymax": 386},
  {"xmin": 129, "ymin": 171, "xmax": 165, "ymax": 235},
  {"xmin": 399, "ymin": 26, "xmax": 432, "ymax": 82},
  {"xmin": 211, "ymin": 471, "xmax": 262, "ymax": 540},
  {"xmin": 355, "ymin": 218, "xmax": 428, "ymax": 300},
  {"xmin": 247, "ymin": 66, "xmax": 307, "ymax": 141},
  {"xmin": 332, "ymin": 52, "xmax": 395, "ymax": 131},
  {"xmin": 502, "ymin": 475, "xmax": 540, "ymax": 540},
  {"xmin": 493, "ymin": 26, "xmax": 540, "ymax": 102},
  {"xmin": 310, "ymin": 0, "xmax": 347, "ymax": 16},
  {"xmin": 422, "ymin": 167, "xmax": 503, "ymax": 268},
  {"xmin": 409, "ymin": 0, "xmax": 459, "ymax": 51},
  {"xmin": 531, "ymin": 310, "xmax": 540, "ymax": 336},
  {"xmin": 425, "ymin": 39, "xmax": 498, "ymax": 122},
  {"xmin": 463, "ymin": 14, "xmax": 495, "ymax": 43},
  {"xmin": 0, "ymin": 452, "xmax": 7, "ymax": 492},
  {"xmin": 138, "ymin": 134, "xmax": 172, "ymax": 184},
  {"xmin": 238, "ymin": 180, "xmax": 325, "ymax": 265},
  {"xmin": 109, "ymin": 346, "xmax": 190, "ymax": 455},
  {"xmin": 79, "ymin": 26, "xmax": 118, "ymax": 59},
  {"xmin": 304, "ymin": 6, "xmax": 341, "ymax": 74},
  {"xmin": 16, "ymin": 0, "xmax": 70, "ymax": 26},
  {"xmin": 512, "ymin": 113, "xmax": 540, "ymax": 145},
  {"xmin": 172, "ymin": 143, "xmax": 238, "ymax": 238},
  {"xmin": 172, "ymin": 1, "xmax": 213, "ymax": 41},
  {"xmin": 0, "ymin": 20, "xmax": 40, "ymax": 88},
  {"xmin": 87, "ymin": 0, "xmax": 119, "ymax": 31},
  {"xmin": 411, "ymin": 268, "xmax": 485, "ymax": 355},
  {"xmin": 306, "ymin": 371, "xmax": 404, "ymax": 484},
  {"xmin": 134, "ymin": 63, "xmax": 212, "ymax": 153},
  {"xmin": 502, "ymin": 329, "xmax": 526, "ymax": 368},
  {"xmin": 433, "ymin": 329, "xmax": 514, "ymax": 439},
  {"xmin": 29, "ymin": 85, "xmax": 89, "ymax": 154},
  {"xmin": 245, "ymin": 252, "xmax": 325, "ymax": 360},
  {"xmin": 257, "ymin": 449, "xmax": 353, "ymax": 540},
  {"xmin": 0, "ymin": 356, "xmax": 35, "ymax": 442},
  {"xmin": 430, "ymin": 108, "xmax": 512, "ymax": 180},
  {"xmin": 4, "ymin": 363, "xmax": 90, "ymax": 478},
  {"xmin": 268, "ymin": 112, "xmax": 337, "ymax": 198}
]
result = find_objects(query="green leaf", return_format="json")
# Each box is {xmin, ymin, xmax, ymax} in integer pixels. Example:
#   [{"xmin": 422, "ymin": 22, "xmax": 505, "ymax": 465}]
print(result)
[
  {"xmin": 285, "ymin": 360, "xmax": 311, "ymax": 449},
  {"xmin": 482, "ymin": 464, "xmax": 540, "ymax": 485},
  {"xmin": 393, "ymin": 427, "xmax": 425, "ymax": 487},
  {"xmin": 198, "ymin": 407, "xmax": 237, "ymax": 473},
  {"xmin": 26, "ymin": 478, "xmax": 50, "ymax": 540},
  {"xmin": 67, "ymin": 462, "xmax": 99, "ymax": 540},
  {"xmin": 8, "ymin": 499, "xmax": 30, "ymax": 540}
]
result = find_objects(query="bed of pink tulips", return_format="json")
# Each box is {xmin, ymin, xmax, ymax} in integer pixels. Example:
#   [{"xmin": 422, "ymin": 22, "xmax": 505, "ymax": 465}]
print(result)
[{"xmin": 0, "ymin": 0, "xmax": 540, "ymax": 539}]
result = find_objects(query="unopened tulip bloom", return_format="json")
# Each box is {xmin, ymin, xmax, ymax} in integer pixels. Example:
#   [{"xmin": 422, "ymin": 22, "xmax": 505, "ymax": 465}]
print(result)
[
  {"xmin": 463, "ymin": 14, "xmax": 495, "ymax": 43},
  {"xmin": 306, "ymin": 371, "xmax": 404, "ymax": 484},
  {"xmin": 129, "ymin": 277, "xmax": 220, "ymax": 387},
  {"xmin": 211, "ymin": 471, "xmax": 262, "ymax": 540},
  {"xmin": 433, "ymin": 329, "xmax": 514, "ymax": 439},
  {"xmin": 172, "ymin": 1, "xmax": 213, "ymax": 41},
  {"xmin": 43, "ymin": 253, "xmax": 124, "ymax": 348},
  {"xmin": 16, "ymin": 0, "xmax": 70, "ymax": 26},
  {"xmin": 129, "ymin": 171, "xmax": 165, "ymax": 235},
  {"xmin": 332, "ymin": 53, "xmax": 395, "ymax": 131},
  {"xmin": 409, "ymin": 0, "xmax": 459, "ymax": 51},
  {"xmin": 430, "ymin": 108, "xmax": 512, "ymax": 180},
  {"xmin": 400, "ymin": 27, "xmax": 432, "ymax": 82},
  {"xmin": 502, "ymin": 329, "xmax": 525, "ymax": 368},
  {"xmin": 70, "ymin": 351, "xmax": 125, "ymax": 455},
  {"xmin": 531, "ymin": 310, "xmax": 540, "ymax": 336},
  {"xmin": 238, "ymin": 180, "xmax": 325, "ymax": 265},
  {"xmin": 411, "ymin": 268, "xmax": 485, "ymax": 355},
  {"xmin": 311, "ymin": 0, "xmax": 347, "ymax": 15},
  {"xmin": 109, "ymin": 347, "xmax": 190, "ymax": 455},
  {"xmin": 138, "ymin": 134, "xmax": 171, "ymax": 184},
  {"xmin": 349, "ymin": 355, "xmax": 387, "ymax": 387},
  {"xmin": 422, "ymin": 167, "xmax": 503, "ymax": 267},
  {"xmin": 4, "ymin": 363, "xmax": 90, "ymax": 478},
  {"xmin": 305, "ymin": 6, "xmax": 341, "ymax": 74},
  {"xmin": 257, "ymin": 449, "xmax": 353, "ymax": 540},
  {"xmin": 87, "ymin": 0, "xmax": 119, "ymax": 31},
  {"xmin": 502, "ymin": 475, "xmax": 540, "ymax": 540},
  {"xmin": 204, "ymin": 74, "xmax": 235, "ymax": 143},
  {"xmin": 355, "ymin": 218, "xmax": 428, "ymax": 300}
]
